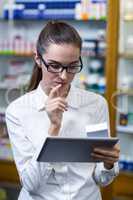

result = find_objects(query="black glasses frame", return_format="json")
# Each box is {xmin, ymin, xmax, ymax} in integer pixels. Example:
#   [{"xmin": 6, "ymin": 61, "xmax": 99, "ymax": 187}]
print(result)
[{"xmin": 38, "ymin": 52, "xmax": 83, "ymax": 74}]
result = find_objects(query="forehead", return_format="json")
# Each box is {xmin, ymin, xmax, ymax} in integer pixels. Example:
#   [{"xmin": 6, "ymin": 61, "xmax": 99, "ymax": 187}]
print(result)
[{"xmin": 43, "ymin": 43, "xmax": 80, "ymax": 62}]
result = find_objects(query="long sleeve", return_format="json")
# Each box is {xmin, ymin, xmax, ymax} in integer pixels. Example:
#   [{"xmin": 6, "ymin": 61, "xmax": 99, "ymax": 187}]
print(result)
[
  {"xmin": 92, "ymin": 95, "xmax": 119, "ymax": 186},
  {"xmin": 5, "ymin": 106, "xmax": 52, "ymax": 194},
  {"xmin": 93, "ymin": 162, "xmax": 119, "ymax": 186}
]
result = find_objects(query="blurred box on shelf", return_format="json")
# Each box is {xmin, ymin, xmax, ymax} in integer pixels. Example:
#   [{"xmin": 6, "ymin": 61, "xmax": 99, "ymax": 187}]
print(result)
[
  {"xmin": 82, "ymin": 38, "xmax": 106, "ymax": 57},
  {"xmin": 118, "ymin": 76, "xmax": 133, "ymax": 91},
  {"xmin": 2, "ymin": 0, "xmax": 107, "ymax": 20},
  {"xmin": 123, "ymin": 0, "xmax": 133, "ymax": 20},
  {"xmin": 79, "ymin": 73, "xmax": 106, "ymax": 94},
  {"xmin": 119, "ymin": 154, "xmax": 133, "ymax": 172},
  {"xmin": 118, "ymin": 111, "xmax": 133, "ymax": 127},
  {"xmin": 125, "ymin": 35, "xmax": 133, "ymax": 54},
  {"xmin": 0, "ymin": 138, "xmax": 13, "ymax": 161},
  {"xmin": 15, "ymin": 0, "xmax": 80, "ymax": 9},
  {"xmin": 0, "ymin": 37, "xmax": 35, "ymax": 56},
  {"xmin": 89, "ymin": 59, "xmax": 104, "ymax": 74},
  {"xmin": 82, "ymin": 40, "xmax": 97, "ymax": 56},
  {"xmin": 3, "ymin": 3, "xmax": 75, "ymax": 20},
  {"xmin": 119, "ymin": 113, "xmax": 128, "ymax": 126},
  {"xmin": 128, "ymin": 112, "xmax": 133, "ymax": 125}
]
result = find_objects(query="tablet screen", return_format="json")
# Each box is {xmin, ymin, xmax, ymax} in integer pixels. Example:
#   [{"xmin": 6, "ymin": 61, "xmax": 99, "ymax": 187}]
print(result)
[{"xmin": 37, "ymin": 137, "xmax": 119, "ymax": 163}]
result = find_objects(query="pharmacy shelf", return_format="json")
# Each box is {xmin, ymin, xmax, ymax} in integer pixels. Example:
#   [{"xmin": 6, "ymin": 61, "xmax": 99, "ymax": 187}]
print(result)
[
  {"xmin": 0, "ymin": 51, "xmax": 105, "ymax": 58},
  {"xmin": 117, "ymin": 125, "xmax": 133, "ymax": 134},
  {"xmin": 0, "ymin": 18, "xmax": 106, "ymax": 22},
  {"xmin": 1, "ymin": 15, "xmax": 107, "ymax": 20},
  {"xmin": 116, "ymin": 89, "xmax": 133, "ymax": 96},
  {"xmin": 81, "ymin": 51, "xmax": 105, "ymax": 58},
  {"xmin": 123, "ymin": 17, "xmax": 133, "ymax": 21},
  {"xmin": 2, "ymin": 0, "xmax": 107, "ymax": 21},
  {"xmin": 119, "ymin": 53, "xmax": 133, "ymax": 59},
  {"xmin": 0, "ymin": 53, "xmax": 33, "ymax": 57}
]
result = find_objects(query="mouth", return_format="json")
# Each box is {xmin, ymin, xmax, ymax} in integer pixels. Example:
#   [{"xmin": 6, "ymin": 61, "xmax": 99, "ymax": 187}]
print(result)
[{"xmin": 54, "ymin": 81, "xmax": 67, "ymax": 85}]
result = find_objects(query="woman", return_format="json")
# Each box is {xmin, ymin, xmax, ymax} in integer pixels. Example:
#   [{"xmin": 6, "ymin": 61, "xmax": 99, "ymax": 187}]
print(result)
[{"xmin": 6, "ymin": 21, "xmax": 120, "ymax": 200}]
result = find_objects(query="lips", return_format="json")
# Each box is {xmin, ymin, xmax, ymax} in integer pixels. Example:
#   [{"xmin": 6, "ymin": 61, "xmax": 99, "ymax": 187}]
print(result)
[{"xmin": 55, "ymin": 81, "xmax": 67, "ymax": 85}]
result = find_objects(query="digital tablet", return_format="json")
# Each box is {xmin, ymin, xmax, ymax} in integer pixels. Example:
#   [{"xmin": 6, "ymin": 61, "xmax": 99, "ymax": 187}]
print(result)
[{"xmin": 37, "ymin": 137, "xmax": 119, "ymax": 163}]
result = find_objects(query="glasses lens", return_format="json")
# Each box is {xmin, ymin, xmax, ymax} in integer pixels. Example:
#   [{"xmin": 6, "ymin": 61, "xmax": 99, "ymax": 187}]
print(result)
[
  {"xmin": 48, "ymin": 64, "xmax": 62, "ymax": 73},
  {"xmin": 67, "ymin": 65, "xmax": 82, "ymax": 73}
]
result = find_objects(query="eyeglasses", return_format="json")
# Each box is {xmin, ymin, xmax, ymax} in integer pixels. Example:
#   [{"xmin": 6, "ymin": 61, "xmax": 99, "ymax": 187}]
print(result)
[{"xmin": 38, "ymin": 53, "xmax": 83, "ymax": 74}]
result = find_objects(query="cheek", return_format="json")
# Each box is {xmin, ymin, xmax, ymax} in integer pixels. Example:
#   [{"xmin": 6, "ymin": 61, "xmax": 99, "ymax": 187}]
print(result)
[
  {"xmin": 42, "ymin": 70, "xmax": 56, "ymax": 82},
  {"xmin": 69, "ymin": 74, "xmax": 75, "ymax": 82}
]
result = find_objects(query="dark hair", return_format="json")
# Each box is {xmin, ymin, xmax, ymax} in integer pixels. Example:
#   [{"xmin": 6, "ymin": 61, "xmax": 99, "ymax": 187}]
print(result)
[{"xmin": 27, "ymin": 20, "xmax": 82, "ymax": 91}]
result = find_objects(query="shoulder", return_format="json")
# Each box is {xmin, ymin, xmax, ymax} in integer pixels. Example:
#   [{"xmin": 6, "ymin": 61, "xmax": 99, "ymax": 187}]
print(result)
[
  {"xmin": 73, "ymin": 86, "xmax": 107, "ymax": 107},
  {"xmin": 6, "ymin": 90, "xmax": 36, "ymax": 117}
]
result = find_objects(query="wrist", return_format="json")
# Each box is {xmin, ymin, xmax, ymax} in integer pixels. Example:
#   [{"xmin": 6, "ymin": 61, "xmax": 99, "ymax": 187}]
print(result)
[
  {"xmin": 48, "ymin": 124, "xmax": 61, "ymax": 136},
  {"xmin": 104, "ymin": 163, "xmax": 114, "ymax": 170}
]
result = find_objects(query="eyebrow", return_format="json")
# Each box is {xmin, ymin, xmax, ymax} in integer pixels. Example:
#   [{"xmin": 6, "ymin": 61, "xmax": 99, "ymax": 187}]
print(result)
[{"xmin": 47, "ymin": 59, "xmax": 79, "ymax": 65}]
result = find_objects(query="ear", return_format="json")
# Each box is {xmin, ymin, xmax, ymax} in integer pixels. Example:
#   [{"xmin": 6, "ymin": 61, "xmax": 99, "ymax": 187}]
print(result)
[{"xmin": 33, "ymin": 49, "xmax": 42, "ymax": 68}]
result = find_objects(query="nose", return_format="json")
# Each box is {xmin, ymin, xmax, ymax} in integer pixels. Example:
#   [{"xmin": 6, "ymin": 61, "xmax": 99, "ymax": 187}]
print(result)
[{"xmin": 59, "ymin": 69, "xmax": 68, "ymax": 81}]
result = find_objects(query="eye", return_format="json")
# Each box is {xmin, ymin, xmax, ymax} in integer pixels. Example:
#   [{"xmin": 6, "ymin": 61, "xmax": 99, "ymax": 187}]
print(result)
[
  {"xmin": 70, "ymin": 65, "xmax": 81, "ymax": 68},
  {"xmin": 49, "ymin": 63, "xmax": 61, "ymax": 69}
]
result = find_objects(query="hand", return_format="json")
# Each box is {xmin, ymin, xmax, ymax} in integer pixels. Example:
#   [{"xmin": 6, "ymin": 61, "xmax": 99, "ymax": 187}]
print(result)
[
  {"xmin": 91, "ymin": 143, "xmax": 120, "ymax": 169},
  {"xmin": 45, "ymin": 84, "xmax": 68, "ymax": 135}
]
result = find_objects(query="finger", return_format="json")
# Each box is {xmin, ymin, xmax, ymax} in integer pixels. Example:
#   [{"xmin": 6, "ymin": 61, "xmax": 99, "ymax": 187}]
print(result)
[
  {"xmin": 52, "ymin": 97, "xmax": 68, "ymax": 106},
  {"xmin": 49, "ymin": 84, "xmax": 62, "ymax": 98},
  {"xmin": 46, "ymin": 99, "xmax": 68, "ymax": 109},
  {"xmin": 92, "ymin": 152, "xmax": 119, "ymax": 161},
  {"xmin": 56, "ymin": 107, "xmax": 67, "ymax": 112},
  {"xmin": 52, "ymin": 106, "xmax": 66, "ymax": 112},
  {"xmin": 56, "ymin": 102, "xmax": 68, "ymax": 111},
  {"xmin": 94, "ymin": 148, "xmax": 119, "ymax": 158},
  {"xmin": 94, "ymin": 143, "xmax": 120, "ymax": 151},
  {"xmin": 113, "ymin": 145, "xmax": 120, "ymax": 153},
  {"xmin": 59, "ymin": 84, "xmax": 69, "ymax": 97},
  {"xmin": 114, "ymin": 143, "xmax": 120, "ymax": 149},
  {"xmin": 46, "ymin": 102, "xmax": 68, "ymax": 112},
  {"xmin": 46, "ymin": 99, "xmax": 68, "ymax": 111},
  {"xmin": 47, "ymin": 105, "xmax": 67, "ymax": 112},
  {"xmin": 91, "ymin": 153, "xmax": 119, "ymax": 162},
  {"xmin": 93, "ymin": 150, "xmax": 119, "ymax": 159}
]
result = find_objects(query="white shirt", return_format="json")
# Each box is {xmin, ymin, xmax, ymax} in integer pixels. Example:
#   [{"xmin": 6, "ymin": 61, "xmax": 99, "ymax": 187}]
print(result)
[{"xmin": 5, "ymin": 84, "xmax": 119, "ymax": 200}]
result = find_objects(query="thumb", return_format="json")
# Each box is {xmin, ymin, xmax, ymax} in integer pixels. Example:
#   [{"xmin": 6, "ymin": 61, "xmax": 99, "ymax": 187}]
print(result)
[{"xmin": 49, "ymin": 84, "xmax": 62, "ymax": 99}]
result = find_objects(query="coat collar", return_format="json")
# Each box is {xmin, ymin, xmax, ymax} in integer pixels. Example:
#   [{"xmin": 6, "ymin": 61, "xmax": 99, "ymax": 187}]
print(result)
[{"xmin": 34, "ymin": 83, "xmax": 81, "ymax": 111}]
